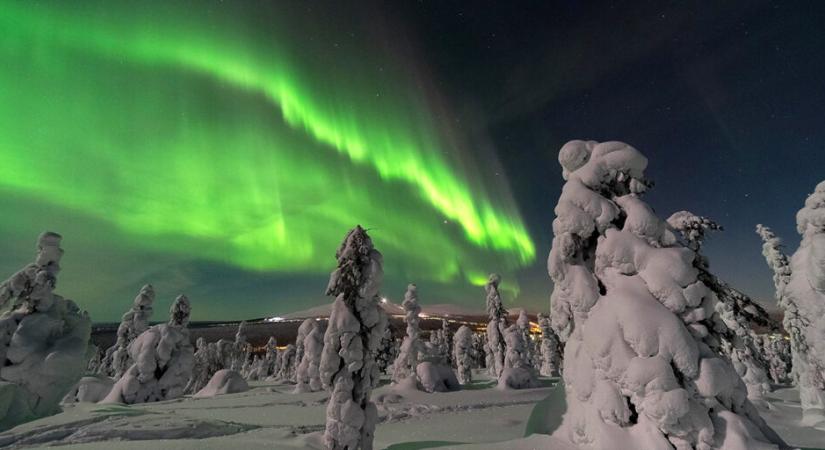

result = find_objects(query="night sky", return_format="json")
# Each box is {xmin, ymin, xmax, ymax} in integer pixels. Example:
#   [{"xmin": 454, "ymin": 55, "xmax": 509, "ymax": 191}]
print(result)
[{"xmin": 1, "ymin": 1, "xmax": 823, "ymax": 321}]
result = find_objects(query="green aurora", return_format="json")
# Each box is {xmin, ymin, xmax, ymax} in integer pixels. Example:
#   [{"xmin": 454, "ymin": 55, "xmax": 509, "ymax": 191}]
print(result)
[{"xmin": 0, "ymin": 1, "xmax": 535, "ymax": 320}]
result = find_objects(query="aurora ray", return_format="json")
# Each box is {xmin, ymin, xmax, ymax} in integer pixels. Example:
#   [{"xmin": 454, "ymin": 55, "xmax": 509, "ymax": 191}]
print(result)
[{"xmin": 0, "ymin": 1, "xmax": 533, "ymax": 319}]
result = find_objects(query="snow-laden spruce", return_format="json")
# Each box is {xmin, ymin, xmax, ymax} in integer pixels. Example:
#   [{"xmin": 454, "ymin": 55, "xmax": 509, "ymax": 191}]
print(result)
[
  {"xmin": 319, "ymin": 225, "xmax": 388, "ymax": 450},
  {"xmin": 516, "ymin": 310, "xmax": 535, "ymax": 367},
  {"xmin": 498, "ymin": 323, "xmax": 539, "ymax": 389},
  {"xmin": 391, "ymin": 284, "xmax": 423, "ymax": 384},
  {"xmin": 264, "ymin": 337, "xmax": 279, "ymax": 378},
  {"xmin": 186, "ymin": 337, "xmax": 213, "ymax": 394},
  {"xmin": 231, "ymin": 321, "xmax": 250, "ymax": 372},
  {"xmin": 276, "ymin": 344, "xmax": 297, "ymax": 382},
  {"xmin": 0, "ymin": 232, "xmax": 91, "ymax": 430},
  {"xmin": 760, "ymin": 335, "xmax": 791, "ymax": 384},
  {"xmin": 453, "ymin": 325, "xmax": 474, "ymax": 385},
  {"xmin": 757, "ymin": 181, "xmax": 825, "ymax": 426},
  {"xmin": 537, "ymin": 313, "xmax": 562, "ymax": 377},
  {"xmin": 547, "ymin": 140, "xmax": 785, "ymax": 449},
  {"xmin": 295, "ymin": 320, "xmax": 324, "ymax": 393},
  {"xmin": 484, "ymin": 274, "xmax": 507, "ymax": 378},
  {"xmin": 100, "ymin": 285, "xmax": 155, "ymax": 379},
  {"xmin": 102, "ymin": 295, "xmax": 194, "ymax": 404}
]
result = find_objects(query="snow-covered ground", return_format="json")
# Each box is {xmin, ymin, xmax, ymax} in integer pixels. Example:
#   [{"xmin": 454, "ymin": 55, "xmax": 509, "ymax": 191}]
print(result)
[{"xmin": 0, "ymin": 373, "xmax": 822, "ymax": 449}]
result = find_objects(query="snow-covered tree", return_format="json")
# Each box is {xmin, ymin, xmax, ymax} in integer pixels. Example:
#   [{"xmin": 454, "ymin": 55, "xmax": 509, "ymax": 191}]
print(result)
[
  {"xmin": 547, "ymin": 140, "xmax": 785, "ymax": 449},
  {"xmin": 276, "ymin": 344, "xmax": 296, "ymax": 382},
  {"xmin": 453, "ymin": 325, "xmax": 474, "ymax": 384},
  {"xmin": 471, "ymin": 332, "xmax": 485, "ymax": 369},
  {"xmin": 295, "ymin": 320, "xmax": 324, "ymax": 392},
  {"xmin": 375, "ymin": 325, "xmax": 398, "ymax": 374},
  {"xmin": 485, "ymin": 274, "xmax": 507, "ymax": 378},
  {"xmin": 537, "ymin": 313, "xmax": 562, "ymax": 377},
  {"xmin": 761, "ymin": 335, "xmax": 791, "ymax": 385},
  {"xmin": 516, "ymin": 310, "xmax": 535, "ymax": 367},
  {"xmin": 319, "ymin": 226, "xmax": 387, "ymax": 450},
  {"xmin": 0, "ymin": 232, "xmax": 91, "ymax": 430},
  {"xmin": 101, "ymin": 285, "xmax": 156, "ymax": 379},
  {"xmin": 391, "ymin": 283, "xmax": 422, "ymax": 383},
  {"xmin": 186, "ymin": 337, "xmax": 212, "ymax": 394},
  {"xmin": 264, "ymin": 337, "xmax": 279, "ymax": 378},
  {"xmin": 499, "ymin": 324, "xmax": 539, "ymax": 389},
  {"xmin": 757, "ymin": 181, "xmax": 825, "ymax": 426},
  {"xmin": 102, "ymin": 295, "xmax": 194, "ymax": 404},
  {"xmin": 231, "ymin": 321, "xmax": 250, "ymax": 372}
]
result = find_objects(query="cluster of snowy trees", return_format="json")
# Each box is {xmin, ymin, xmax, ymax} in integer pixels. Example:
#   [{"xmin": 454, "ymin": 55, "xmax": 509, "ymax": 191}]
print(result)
[
  {"xmin": 757, "ymin": 180, "xmax": 825, "ymax": 427},
  {"xmin": 545, "ymin": 140, "xmax": 786, "ymax": 449}
]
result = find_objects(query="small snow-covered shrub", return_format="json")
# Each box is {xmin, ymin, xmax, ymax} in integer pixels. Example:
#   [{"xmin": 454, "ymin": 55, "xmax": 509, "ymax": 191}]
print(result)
[
  {"xmin": 416, "ymin": 361, "xmax": 460, "ymax": 393},
  {"xmin": 194, "ymin": 369, "xmax": 249, "ymax": 398},
  {"xmin": 61, "ymin": 374, "xmax": 114, "ymax": 404},
  {"xmin": 538, "ymin": 313, "xmax": 562, "ymax": 377}
]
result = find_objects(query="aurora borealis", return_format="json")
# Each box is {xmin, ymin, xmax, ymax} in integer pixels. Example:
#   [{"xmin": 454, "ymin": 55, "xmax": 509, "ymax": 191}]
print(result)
[
  {"xmin": 3, "ymin": 1, "xmax": 825, "ymax": 321},
  {"xmin": 0, "ymin": 1, "xmax": 533, "ymax": 320}
]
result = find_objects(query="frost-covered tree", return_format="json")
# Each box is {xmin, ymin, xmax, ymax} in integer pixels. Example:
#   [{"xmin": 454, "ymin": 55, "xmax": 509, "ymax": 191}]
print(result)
[
  {"xmin": 231, "ymin": 321, "xmax": 250, "ymax": 372},
  {"xmin": 485, "ymin": 274, "xmax": 507, "ymax": 378},
  {"xmin": 757, "ymin": 181, "xmax": 825, "ymax": 426},
  {"xmin": 296, "ymin": 320, "xmax": 324, "ymax": 392},
  {"xmin": 276, "ymin": 344, "xmax": 297, "ymax": 382},
  {"xmin": 101, "ymin": 285, "xmax": 155, "ymax": 379},
  {"xmin": 453, "ymin": 325, "xmax": 474, "ymax": 385},
  {"xmin": 537, "ymin": 313, "xmax": 562, "ymax": 377},
  {"xmin": 102, "ymin": 295, "xmax": 194, "ymax": 404},
  {"xmin": 296, "ymin": 318, "xmax": 316, "ymax": 369},
  {"xmin": 186, "ymin": 337, "xmax": 212, "ymax": 394},
  {"xmin": 499, "ymin": 323, "xmax": 539, "ymax": 389},
  {"xmin": 391, "ymin": 283, "xmax": 422, "ymax": 383},
  {"xmin": 264, "ymin": 337, "xmax": 279, "ymax": 378},
  {"xmin": 516, "ymin": 310, "xmax": 535, "ymax": 367},
  {"xmin": 0, "ymin": 232, "xmax": 91, "ymax": 430},
  {"xmin": 375, "ymin": 325, "xmax": 398, "ymax": 375},
  {"xmin": 547, "ymin": 140, "xmax": 785, "ymax": 449},
  {"xmin": 471, "ymin": 332, "xmax": 485, "ymax": 369},
  {"xmin": 319, "ymin": 226, "xmax": 387, "ymax": 450}
]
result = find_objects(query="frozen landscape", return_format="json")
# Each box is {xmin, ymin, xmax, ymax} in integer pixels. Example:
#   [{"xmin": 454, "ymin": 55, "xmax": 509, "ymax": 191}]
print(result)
[{"xmin": 3, "ymin": 2, "xmax": 825, "ymax": 449}]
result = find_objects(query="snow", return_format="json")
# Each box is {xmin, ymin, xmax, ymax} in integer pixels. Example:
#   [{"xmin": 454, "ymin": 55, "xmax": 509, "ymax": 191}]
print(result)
[
  {"xmin": 194, "ymin": 369, "xmax": 249, "ymax": 398},
  {"xmin": 0, "ymin": 374, "xmax": 821, "ymax": 450}
]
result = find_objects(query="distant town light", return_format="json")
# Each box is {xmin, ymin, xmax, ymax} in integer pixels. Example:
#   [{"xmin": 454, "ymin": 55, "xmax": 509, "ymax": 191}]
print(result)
[
  {"xmin": 380, "ymin": 297, "xmax": 388, "ymax": 303},
  {"xmin": 265, "ymin": 316, "xmax": 286, "ymax": 323}
]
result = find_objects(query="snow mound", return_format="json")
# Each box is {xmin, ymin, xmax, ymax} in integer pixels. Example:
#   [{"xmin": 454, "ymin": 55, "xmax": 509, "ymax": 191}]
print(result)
[
  {"xmin": 61, "ymin": 375, "xmax": 114, "ymax": 404},
  {"xmin": 496, "ymin": 367, "xmax": 540, "ymax": 390},
  {"xmin": 194, "ymin": 369, "xmax": 249, "ymax": 398}
]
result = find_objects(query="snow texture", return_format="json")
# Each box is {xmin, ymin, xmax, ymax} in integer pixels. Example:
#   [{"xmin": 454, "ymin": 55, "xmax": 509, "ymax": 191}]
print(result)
[
  {"xmin": 0, "ymin": 232, "xmax": 91, "ymax": 431},
  {"xmin": 547, "ymin": 140, "xmax": 786, "ymax": 449},
  {"xmin": 759, "ymin": 181, "xmax": 825, "ymax": 426},
  {"xmin": 194, "ymin": 369, "xmax": 249, "ymax": 398},
  {"xmin": 319, "ymin": 225, "xmax": 388, "ymax": 450},
  {"xmin": 391, "ymin": 284, "xmax": 423, "ymax": 384},
  {"xmin": 484, "ymin": 274, "xmax": 507, "ymax": 378},
  {"xmin": 453, "ymin": 325, "xmax": 474, "ymax": 385},
  {"xmin": 102, "ymin": 295, "xmax": 194, "ymax": 404}
]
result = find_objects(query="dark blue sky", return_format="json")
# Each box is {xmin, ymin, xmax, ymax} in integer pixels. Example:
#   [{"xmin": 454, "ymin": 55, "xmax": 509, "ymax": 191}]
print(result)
[{"xmin": 392, "ymin": 0, "xmax": 825, "ymax": 308}]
